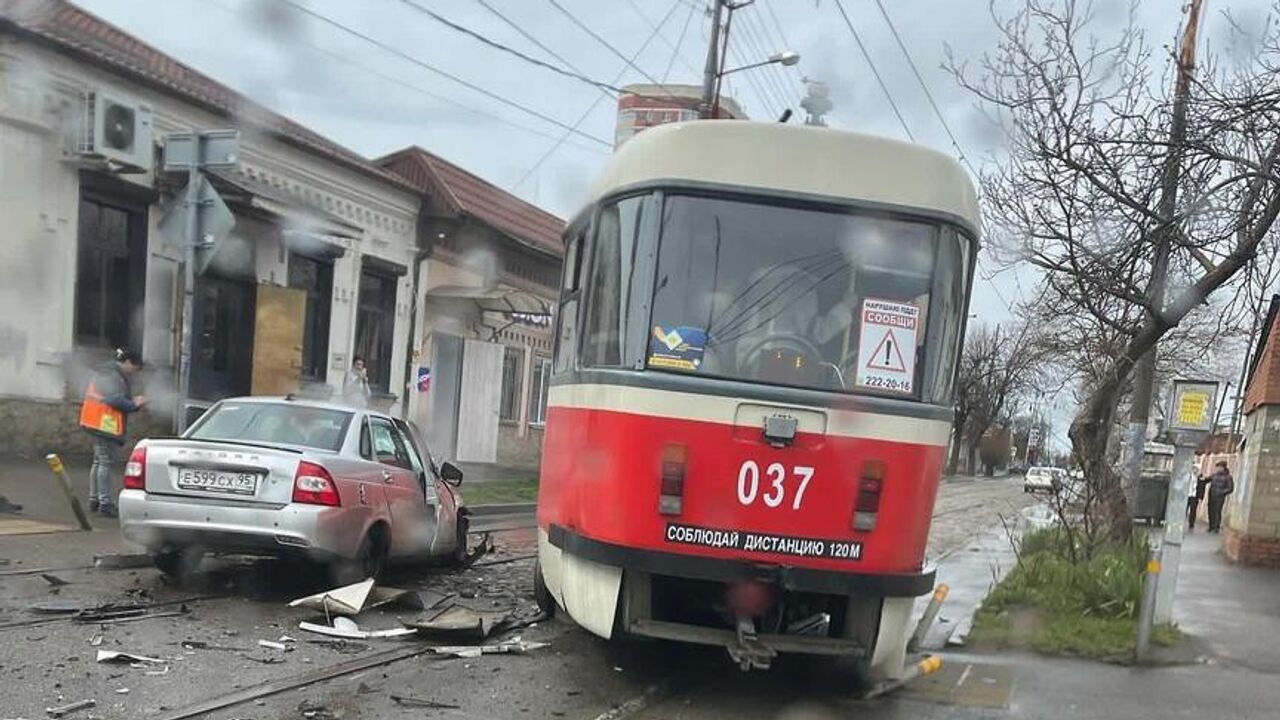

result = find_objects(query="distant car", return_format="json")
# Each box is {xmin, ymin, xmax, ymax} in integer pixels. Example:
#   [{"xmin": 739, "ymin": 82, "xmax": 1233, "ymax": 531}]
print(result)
[
  {"xmin": 118, "ymin": 397, "xmax": 468, "ymax": 580},
  {"xmin": 1023, "ymin": 466, "xmax": 1060, "ymax": 494}
]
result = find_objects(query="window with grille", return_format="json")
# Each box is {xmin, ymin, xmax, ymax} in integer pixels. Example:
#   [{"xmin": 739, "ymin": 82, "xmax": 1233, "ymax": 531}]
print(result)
[
  {"xmin": 499, "ymin": 345, "xmax": 524, "ymax": 423},
  {"xmin": 528, "ymin": 355, "xmax": 551, "ymax": 426}
]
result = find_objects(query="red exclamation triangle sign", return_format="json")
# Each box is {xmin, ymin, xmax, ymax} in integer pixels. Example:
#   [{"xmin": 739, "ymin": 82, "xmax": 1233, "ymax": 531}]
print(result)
[{"xmin": 867, "ymin": 330, "xmax": 907, "ymax": 373}]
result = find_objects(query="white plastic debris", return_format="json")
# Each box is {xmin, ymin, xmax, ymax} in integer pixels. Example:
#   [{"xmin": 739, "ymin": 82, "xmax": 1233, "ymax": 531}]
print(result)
[{"xmin": 96, "ymin": 650, "xmax": 163, "ymax": 664}]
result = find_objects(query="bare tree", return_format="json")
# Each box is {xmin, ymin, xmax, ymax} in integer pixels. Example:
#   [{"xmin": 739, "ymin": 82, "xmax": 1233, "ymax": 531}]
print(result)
[
  {"xmin": 949, "ymin": 0, "xmax": 1280, "ymax": 536},
  {"xmin": 950, "ymin": 322, "xmax": 1046, "ymax": 476}
]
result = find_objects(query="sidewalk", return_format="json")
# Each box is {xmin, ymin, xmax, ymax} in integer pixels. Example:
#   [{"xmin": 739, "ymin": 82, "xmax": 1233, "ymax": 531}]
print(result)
[
  {"xmin": 1173, "ymin": 528, "xmax": 1280, "ymax": 673},
  {"xmin": 0, "ymin": 456, "xmax": 118, "ymax": 531}
]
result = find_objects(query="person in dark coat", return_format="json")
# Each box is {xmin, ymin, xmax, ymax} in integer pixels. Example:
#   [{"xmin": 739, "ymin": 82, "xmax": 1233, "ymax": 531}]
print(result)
[
  {"xmin": 1187, "ymin": 471, "xmax": 1210, "ymax": 530},
  {"xmin": 1206, "ymin": 461, "xmax": 1234, "ymax": 533},
  {"xmin": 79, "ymin": 349, "xmax": 146, "ymax": 517}
]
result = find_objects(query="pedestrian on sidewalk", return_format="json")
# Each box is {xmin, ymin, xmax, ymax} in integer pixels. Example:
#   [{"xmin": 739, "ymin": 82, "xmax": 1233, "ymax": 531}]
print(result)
[
  {"xmin": 79, "ymin": 349, "xmax": 146, "ymax": 518},
  {"xmin": 1206, "ymin": 460, "xmax": 1234, "ymax": 533},
  {"xmin": 1188, "ymin": 471, "xmax": 1210, "ymax": 530}
]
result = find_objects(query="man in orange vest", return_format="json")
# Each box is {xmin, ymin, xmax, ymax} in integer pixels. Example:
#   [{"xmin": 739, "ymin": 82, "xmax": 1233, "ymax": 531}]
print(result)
[{"xmin": 80, "ymin": 348, "xmax": 146, "ymax": 517}]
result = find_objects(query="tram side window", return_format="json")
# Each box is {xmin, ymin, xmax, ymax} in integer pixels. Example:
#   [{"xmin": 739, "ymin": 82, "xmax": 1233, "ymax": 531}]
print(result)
[
  {"xmin": 927, "ymin": 227, "xmax": 971, "ymax": 401},
  {"xmin": 582, "ymin": 197, "xmax": 645, "ymax": 367},
  {"xmin": 554, "ymin": 230, "xmax": 585, "ymax": 374}
]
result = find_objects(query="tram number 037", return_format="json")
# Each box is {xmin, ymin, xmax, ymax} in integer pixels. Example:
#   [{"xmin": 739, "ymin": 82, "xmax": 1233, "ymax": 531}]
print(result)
[{"xmin": 737, "ymin": 460, "xmax": 815, "ymax": 510}]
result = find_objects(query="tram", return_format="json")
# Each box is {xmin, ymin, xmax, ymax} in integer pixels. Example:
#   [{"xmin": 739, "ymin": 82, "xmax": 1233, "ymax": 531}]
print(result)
[{"xmin": 533, "ymin": 120, "xmax": 978, "ymax": 677}]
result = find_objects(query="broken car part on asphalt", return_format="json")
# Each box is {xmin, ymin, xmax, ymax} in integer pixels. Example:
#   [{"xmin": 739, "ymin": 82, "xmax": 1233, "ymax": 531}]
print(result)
[
  {"xmin": 44, "ymin": 698, "xmax": 95, "ymax": 718},
  {"xmin": 288, "ymin": 578, "xmax": 423, "ymax": 617},
  {"xmin": 96, "ymin": 650, "xmax": 165, "ymax": 664}
]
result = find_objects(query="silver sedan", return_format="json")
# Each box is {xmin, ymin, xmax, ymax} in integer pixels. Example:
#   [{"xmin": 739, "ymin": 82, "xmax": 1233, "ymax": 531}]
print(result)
[{"xmin": 117, "ymin": 396, "xmax": 467, "ymax": 580}]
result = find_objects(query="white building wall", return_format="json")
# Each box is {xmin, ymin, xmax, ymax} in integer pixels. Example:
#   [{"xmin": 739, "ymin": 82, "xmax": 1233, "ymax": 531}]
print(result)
[{"xmin": 0, "ymin": 36, "xmax": 420, "ymax": 413}]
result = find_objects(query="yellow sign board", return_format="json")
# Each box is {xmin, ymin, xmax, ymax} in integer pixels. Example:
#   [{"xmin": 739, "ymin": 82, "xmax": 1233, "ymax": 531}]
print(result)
[
  {"xmin": 1176, "ymin": 391, "xmax": 1209, "ymax": 427},
  {"xmin": 1168, "ymin": 380, "xmax": 1219, "ymax": 432}
]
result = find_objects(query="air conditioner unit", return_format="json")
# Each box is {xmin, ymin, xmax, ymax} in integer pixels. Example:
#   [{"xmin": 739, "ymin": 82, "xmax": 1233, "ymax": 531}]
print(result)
[{"xmin": 70, "ymin": 90, "xmax": 154, "ymax": 173}]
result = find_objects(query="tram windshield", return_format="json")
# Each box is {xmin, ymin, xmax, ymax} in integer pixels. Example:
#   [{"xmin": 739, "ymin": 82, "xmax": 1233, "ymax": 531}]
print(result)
[{"xmin": 648, "ymin": 194, "xmax": 969, "ymax": 400}]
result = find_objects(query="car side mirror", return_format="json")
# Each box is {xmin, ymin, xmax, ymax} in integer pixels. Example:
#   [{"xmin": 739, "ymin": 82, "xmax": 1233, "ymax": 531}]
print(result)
[{"xmin": 440, "ymin": 461, "xmax": 464, "ymax": 486}]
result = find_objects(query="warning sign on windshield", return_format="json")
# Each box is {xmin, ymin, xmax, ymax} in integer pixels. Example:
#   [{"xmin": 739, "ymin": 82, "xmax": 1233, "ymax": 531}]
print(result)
[{"xmin": 854, "ymin": 298, "xmax": 919, "ymax": 395}]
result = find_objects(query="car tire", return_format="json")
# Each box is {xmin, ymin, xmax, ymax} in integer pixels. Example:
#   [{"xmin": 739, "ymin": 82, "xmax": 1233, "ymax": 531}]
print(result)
[
  {"xmin": 332, "ymin": 529, "xmax": 388, "ymax": 585},
  {"xmin": 153, "ymin": 546, "xmax": 203, "ymax": 580},
  {"xmin": 450, "ymin": 514, "xmax": 470, "ymax": 566},
  {"xmin": 533, "ymin": 557, "xmax": 556, "ymax": 617}
]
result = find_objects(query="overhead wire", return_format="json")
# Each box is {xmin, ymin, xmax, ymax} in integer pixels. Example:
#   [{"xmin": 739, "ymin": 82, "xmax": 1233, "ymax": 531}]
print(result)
[
  {"xmin": 512, "ymin": 0, "xmax": 688, "ymax": 191},
  {"xmin": 662, "ymin": 0, "xmax": 701, "ymax": 82},
  {"xmin": 471, "ymin": 0, "xmax": 617, "ymax": 101},
  {"xmin": 276, "ymin": 0, "xmax": 613, "ymax": 147},
  {"xmin": 396, "ymin": 0, "xmax": 622, "ymax": 95},
  {"xmin": 623, "ymin": 0, "xmax": 704, "ymax": 77},
  {"xmin": 870, "ymin": 0, "xmax": 979, "ymax": 176},
  {"xmin": 199, "ymin": 0, "xmax": 607, "ymax": 155},
  {"xmin": 734, "ymin": 7, "xmax": 799, "ymax": 110},
  {"xmin": 831, "ymin": 0, "xmax": 915, "ymax": 141},
  {"xmin": 543, "ymin": 0, "xmax": 685, "ymax": 100},
  {"xmin": 724, "ymin": 40, "xmax": 782, "ymax": 118}
]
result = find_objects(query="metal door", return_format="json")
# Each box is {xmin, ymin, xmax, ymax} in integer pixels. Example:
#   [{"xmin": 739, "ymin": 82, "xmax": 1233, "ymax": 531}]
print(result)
[
  {"xmin": 455, "ymin": 339, "xmax": 502, "ymax": 463},
  {"xmin": 428, "ymin": 334, "xmax": 464, "ymax": 459},
  {"xmin": 251, "ymin": 284, "xmax": 306, "ymax": 396}
]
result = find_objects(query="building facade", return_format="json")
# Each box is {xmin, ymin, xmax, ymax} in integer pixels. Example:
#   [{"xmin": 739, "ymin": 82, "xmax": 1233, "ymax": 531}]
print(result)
[
  {"xmin": 1227, "ymin": 295, "xmax": 1280, "ymax": 567},
  {"xmin": 379, "ymin": 148, "xmax": 563, "ymax": 473},
  {"xmin": 614, "ymin": 83, "xmax": 745, "ymax": 147},
  {"xmin": 0, "ymin": 1, "xmax": 423, "ymax": 455}
]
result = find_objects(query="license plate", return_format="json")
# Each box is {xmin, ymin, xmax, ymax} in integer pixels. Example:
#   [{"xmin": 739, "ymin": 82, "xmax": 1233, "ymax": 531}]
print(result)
[{"xmin": 176, "ymin": 467, "xmax": 259, "ymax": 495}]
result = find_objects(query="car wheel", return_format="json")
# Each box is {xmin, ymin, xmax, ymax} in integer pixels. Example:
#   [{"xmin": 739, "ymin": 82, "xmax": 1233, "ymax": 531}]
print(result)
[
  {"xmin": 332, "ymin": 529, "xmax": 387, "ymax": 585},
  {"xmin": 533, "ymin": 557, "xmax": 556, "ymax": 617},
  {"xmin": 153, "ymin": 546, "xmax": 203, "ymax": 580},
  {"xmin": 450, "ymin": 514, "xmax": 470, "ymax": 566}
]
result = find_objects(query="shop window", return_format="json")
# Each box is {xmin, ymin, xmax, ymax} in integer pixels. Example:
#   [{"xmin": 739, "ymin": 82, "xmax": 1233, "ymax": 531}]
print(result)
[
  {"xmin": 355, "ymin": 268, "xmax": 397, "ymax": 393},
  {"xmin": 288, "ymin": 254, "xmax": 333, "ymax": 382},
  {"xmin": 499, "ymin": 345, "xmax": 524, "ymax": 423},
  {"xmin": 75, "ymin": 195, "xmax": 146, "ymax": 350}
]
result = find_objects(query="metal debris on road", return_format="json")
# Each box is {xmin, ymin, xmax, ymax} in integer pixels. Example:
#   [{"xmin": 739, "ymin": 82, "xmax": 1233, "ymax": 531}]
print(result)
[
  {"xmin": 297, "ymin": 618, "xmax": 416, "ymax": 640},
  {"xmin": 28, "ymin": 600, "xmax": 82, "ymax": 615},
  {"xmin": 390, "ymin": 694, "xmax": 461, "ymax": 709},
  {"xmin": 257, "ymin": 639, "xmax": 289, "ymax": 651},
  {"xmin": 407, "ymin": 603, "xmax": 511, "ymax": 639},
  {"xmin": 95, "ymin": 650, "xmax": 164, "ymax": 664},
  {"xmin": 114, "ymin": 688, "xmax": 130, "ymax": 695},
  {"xmin": 297, "ymin": 699, "xmax": 336, "ymax": 719},
  {"xmin": 44, "ymin": 698, "xmax": 95, "ymax": 718},
  {"xmin": 40, "ymin": 573, "xmax": 70, "ymax": 587},
  {"xmin": 88, "ymin": 633, "xmax": 103, "ymax": 647},
  {"xmin": 288, "ymin": 578, "xmax": 422, "ymax": 616},
  {"xmin": 144, "ymin": 666, "xmax": 170, "ymax": 676},
  {"xmin": 429, "ymin": 639, "xmax": 549, "ymax": 658}
]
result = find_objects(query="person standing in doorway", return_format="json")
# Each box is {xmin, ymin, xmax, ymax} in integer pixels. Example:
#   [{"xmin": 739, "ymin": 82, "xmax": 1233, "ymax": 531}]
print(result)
[
  {"xmin": 342, "ymin": 355, "xmax": 372, "ymax": 408},
  {"xmin": 79, "ymin": 348, "xmax": 146, "ymax": 518},
  {"xmin": 1187, "ymin": 471, "xmax": 1210, "ymax": 531},
  {"xmin": 1207, "ymin": 460, "xmax": 1234, "ymax": 533}
]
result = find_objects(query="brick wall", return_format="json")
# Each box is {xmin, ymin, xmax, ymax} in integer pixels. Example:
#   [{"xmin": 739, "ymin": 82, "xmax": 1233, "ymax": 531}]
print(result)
[
  {"xmin": 0, "ymin": 397, "xmax": 171, "ymax": 460},
  {"xmin": 1225, "ymin": 527, "xmax": 1280, "ymax": 567},
  {"xmin": 1244, "ymin": 314, "xmax": 1280, "ymax": 413}
]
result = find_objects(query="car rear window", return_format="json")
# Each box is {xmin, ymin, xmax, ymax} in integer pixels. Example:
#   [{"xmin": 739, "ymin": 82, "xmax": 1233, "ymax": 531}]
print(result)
[{"xmin": 188, "ymin": 402, "xmax": 352, "ymax": 452}]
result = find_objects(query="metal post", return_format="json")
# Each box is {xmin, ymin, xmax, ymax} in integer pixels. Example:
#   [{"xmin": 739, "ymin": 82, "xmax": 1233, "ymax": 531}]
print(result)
[
  {"xmin": 176, "ymin": 142, "xmax": 202, "ymax": 434},
  {"xmin": 1154, "ymin": 439, "xmax": 1195, "ymax": 622},
  {"xmin": 44, "ymin": 454, "xmax": 92, "ymax": 532},
  {"xmin": 1135, "ymin": 532, "xmax": 1162, "ymax": 662},
  {"xmin": 699, "ymin": 0, "xmax": 726, "ymax": 119},
  {"xmin": 908, "ymin": 583, "xmax": 949, "ymax": 652}
]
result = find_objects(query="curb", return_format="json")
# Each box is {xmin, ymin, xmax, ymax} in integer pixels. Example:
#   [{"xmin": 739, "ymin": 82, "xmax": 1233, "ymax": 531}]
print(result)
[{"xmin": 466, "ymin": 502, "xmax": 536, "ymax": 516}]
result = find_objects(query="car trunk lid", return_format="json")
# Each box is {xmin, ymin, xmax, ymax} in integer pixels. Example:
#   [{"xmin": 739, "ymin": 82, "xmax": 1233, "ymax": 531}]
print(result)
[{"xmin": 142, "ymin": 439, "xmax": 308, "ymax": 506}]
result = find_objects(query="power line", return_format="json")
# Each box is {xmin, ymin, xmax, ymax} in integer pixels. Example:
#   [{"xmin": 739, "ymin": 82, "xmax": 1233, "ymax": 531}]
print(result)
[
  {"xmin": 735, "ymin": 8, "xmax": 800, "ymax": 109},
  {"xmin": 871, "ymin": 0, "xmax": 978, "ymax": 176},
  {"xmin": 623, "ymin": 0, "xmax": 703, "ymax": 77},
  {"xmin": 543, "ymin": 0, "xmax": 682, "ymax": 98},
  {"xmin": 277, "ymin": 0, "xmax": 613, "ymax": 147},
  {"xmin": 724, "ymin": 41, "xmax": 781, "ymax": 118},
  {"xmin": 762, "ymin": 0, "xmax": 793, "ymax": 54},
  {"xmin": 514, "ymin": 0, "xmax": 687, "ymax": 191},
  {"xmin": 662, "ymin": 0, "xmax": 700, "ymax": 82},
  {"xmin": 200, "ymin": 0, "xmax": 607, "ymax": 155},
  {"xmin": 472, "ymin": 0, "xmax": 616, "ymax": 100},
  {"xmin": 831, "ymin": 0, "xmax": 915, "ymax": 142},
  {"xmin": 396, "ymin": 0, "xmax": 622, "ymax": 95}
]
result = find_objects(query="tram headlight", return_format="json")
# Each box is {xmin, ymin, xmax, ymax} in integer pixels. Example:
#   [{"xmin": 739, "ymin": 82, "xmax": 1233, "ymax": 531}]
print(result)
[{"xmin": 659, "ymin": 444, "xmax": 687, "ymax": 516}]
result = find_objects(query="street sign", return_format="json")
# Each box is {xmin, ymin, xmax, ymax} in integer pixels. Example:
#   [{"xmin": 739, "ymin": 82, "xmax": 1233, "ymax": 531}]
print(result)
[
  {"xmin": 163, "ymin": 130, "xmax": 240, "ymax": 171},
  {"xmin": 1166, "ymin": 379, "xmax": 1219, "ymax": 433},
  {"xmin": 157, "ymin": 175, "xmax": 235, "ymax": 275},
  {"xmin": 854, "ymin": 298, "xmax": 919, "ymax": 395}
]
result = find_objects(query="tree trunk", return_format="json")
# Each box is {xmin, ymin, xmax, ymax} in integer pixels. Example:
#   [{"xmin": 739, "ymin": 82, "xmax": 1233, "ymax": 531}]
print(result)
[
  {"xmin": 966, "ymin": 439, "xmax": 981, "ymax": 476},
  {"xmin": 1070, "ymin": 373, "xmax": 1133, "ymax": 540},
  {"xmin": 947, "ymin": 411, "xmax": 967, "ymax": 475}
]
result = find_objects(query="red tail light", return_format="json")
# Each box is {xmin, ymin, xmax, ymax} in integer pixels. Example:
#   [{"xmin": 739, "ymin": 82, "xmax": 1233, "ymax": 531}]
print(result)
[
  {"xmin": 659, "ymin": 444, "xmax": 686, "ymax": 515},
  {"xmin": 292, "ymin": 462, "xmax": 340, "ymax": 506},
  {"xmin": 852, "ymin": 460, "xmax": 884, "ymax": 532},
  {"xmin": 123, "ymin": 445, "xmax": 147, "ymax": 490}
]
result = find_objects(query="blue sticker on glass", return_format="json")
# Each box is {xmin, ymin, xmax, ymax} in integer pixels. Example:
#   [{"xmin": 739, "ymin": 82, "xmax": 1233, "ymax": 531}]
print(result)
[{"xmin": 648, "ymin": 325, "xmax": 708, "ymax": 371}]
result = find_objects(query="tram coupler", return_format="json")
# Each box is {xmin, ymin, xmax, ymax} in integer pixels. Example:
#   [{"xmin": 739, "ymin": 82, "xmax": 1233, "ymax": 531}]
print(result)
[
  {"xmin": 861, "ymin": 654, "xmax": 943, "ymax": 700},
  {"xmin": 726, "ymin": 618, "xmax": 777, "ymax": 671}
]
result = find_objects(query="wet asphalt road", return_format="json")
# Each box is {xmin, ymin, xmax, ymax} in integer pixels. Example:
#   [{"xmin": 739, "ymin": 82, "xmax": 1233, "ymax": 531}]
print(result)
[{"xmin": 0, "ymin": 476, "xmax": 1035, "ymax": 720}]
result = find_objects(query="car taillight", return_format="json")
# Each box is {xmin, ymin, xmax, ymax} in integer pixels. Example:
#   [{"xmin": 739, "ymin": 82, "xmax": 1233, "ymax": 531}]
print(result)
[
  {"xmin": 852, "ymin": 460, "xmax": 884, "ymax": 532},
  {"xmin": 659, "ymin": 444, "xmax": 686, "ymax": 515},
  {"xmin": 293, "ymin": 461, "xmax": 340, "ymax": 506},
  {"xmin": 123, "ymin": 445, "xmax": 146, "ymax": 490}
]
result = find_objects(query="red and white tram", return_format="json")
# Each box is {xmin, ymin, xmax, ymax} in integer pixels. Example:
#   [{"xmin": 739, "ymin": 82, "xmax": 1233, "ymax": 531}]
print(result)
[{"xmin": 534, "ymin": 120, "xmax": 978, "ymax": 677}]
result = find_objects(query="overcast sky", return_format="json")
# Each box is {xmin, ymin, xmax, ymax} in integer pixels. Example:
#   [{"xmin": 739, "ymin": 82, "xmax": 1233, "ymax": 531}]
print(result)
[{"xmin": 72, "ymin": 0, "xmax": 1275, "ymax": 452}]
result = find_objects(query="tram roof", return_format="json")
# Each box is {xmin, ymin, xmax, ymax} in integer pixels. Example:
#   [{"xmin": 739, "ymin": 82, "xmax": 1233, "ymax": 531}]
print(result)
[{"xmin": 581, "ymin": 121, "xmax": 980, "ymax": 233}]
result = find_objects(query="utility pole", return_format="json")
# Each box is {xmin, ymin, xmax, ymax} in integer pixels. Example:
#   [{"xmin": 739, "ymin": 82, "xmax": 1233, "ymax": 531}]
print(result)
[
  {"xmin": 1121, "ymin": 0, "xmax": 1204, "ymax": 500},
  {"xmin": 700, "ymin": 0, "xmax": 727, "ymax": 119}
]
